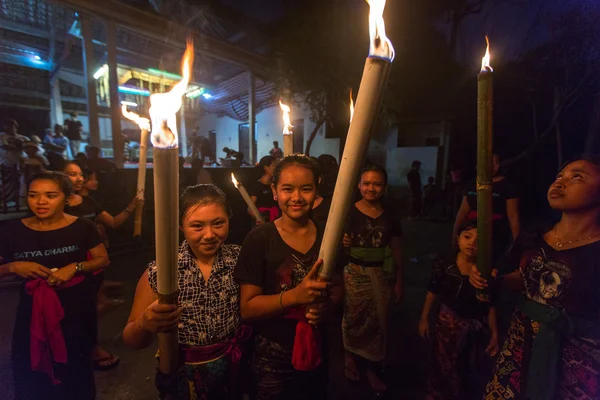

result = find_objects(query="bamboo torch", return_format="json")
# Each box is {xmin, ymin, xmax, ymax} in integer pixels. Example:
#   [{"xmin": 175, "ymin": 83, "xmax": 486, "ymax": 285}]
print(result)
[
  {"xmin": 279, "ymin": 100, "xmax": 294, "ymax": 155},
  {"xmin": 318, "ymin": 0, "xmax": 395, "ymax": 280},
  {"xmin": 476, "ymin": 36, "xmax": 494, "ymax": 302},
  {"xmin": 231, "ymin": 173, "xmax": 264, "ymax": 222},
  {"xmin": 148, "ymin": 39, "xmax": 194, "ymax": 373},
  {"xmin": 121, "ymin": 105, "xmax": 150, "ymax": 238}
]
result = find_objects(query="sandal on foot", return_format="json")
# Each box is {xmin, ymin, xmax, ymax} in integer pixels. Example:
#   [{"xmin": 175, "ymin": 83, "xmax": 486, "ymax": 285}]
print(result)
[
  {"xmin": 344, "ymin": 366, "xmax": 360, "ymax": 382},
  {"xmin": 94, "ymin": 354, "xmax": 120, "ymax": 371}
]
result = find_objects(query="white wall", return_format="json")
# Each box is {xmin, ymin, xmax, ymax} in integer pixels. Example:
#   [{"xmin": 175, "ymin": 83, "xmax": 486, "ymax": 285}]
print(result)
[
  {"xmin": 386, "ymin": 146, "xmax": 439, "ymax": 188},
  {"xmin": 194, "ymin": 103, "xmax": 340, "ymax": 163}
]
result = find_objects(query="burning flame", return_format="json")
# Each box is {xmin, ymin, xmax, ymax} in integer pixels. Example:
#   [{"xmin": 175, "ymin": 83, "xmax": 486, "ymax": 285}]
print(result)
[
  {"xmin": 231, "ymin": 173, "xmax": 240, "ymax": 188},
  {"xmin": 480, "ymin": 36, "xmax": 493, "ymax": 73},
  {"xmin": 121, "ymin": 105, "xmax": 150, "ymax": 131},
  {"xmin": 149, "ymin": 38, "xmax": 195, "ymax": 148},
  {"xmin": 279, "ymin": 100, "xmax": 293, "ymax": 136},
  {"xmin": 367, "ymin": 0, "xmax": 395, "ymax": 61},
  {"xmin": 349, "ymin": 89, "xmax": 355, "ymax": 123}
]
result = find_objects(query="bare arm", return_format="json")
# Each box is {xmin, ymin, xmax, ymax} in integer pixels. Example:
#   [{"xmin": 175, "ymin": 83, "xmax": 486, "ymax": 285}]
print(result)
[
  {"xmin": 506, "ymin": 198, "xmax": 521, "ymax": 241},
  {"xmin": 488, "ymin": 306, "xmax": 499, "ymax": 339},
  {"xmin": 239, "ymin": 283, "xmax": 297, "ymax": 321},
  {"xmin": 419, "ymin": 291, "xmax": 437, "ymax": 322},
  {"xmin": 452, "ymin": 196, "xmax": 470, "ymax": 242},
  {"xmin": 122, "ymin": 270, "xmax": 157, "ymax": 349},
  {"xmin": 96, "ymin": 198, "xmax": 136, "ymax": 229},
  {"xmin": 81, "ymin": 243, "xmax": 110, "ymax": 272}
]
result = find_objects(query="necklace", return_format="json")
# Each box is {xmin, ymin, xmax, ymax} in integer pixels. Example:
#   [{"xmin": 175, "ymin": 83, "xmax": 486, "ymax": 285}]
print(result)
[{"xmin": 554, "ymin": 228, "xmax": 600, "ymax": 248}]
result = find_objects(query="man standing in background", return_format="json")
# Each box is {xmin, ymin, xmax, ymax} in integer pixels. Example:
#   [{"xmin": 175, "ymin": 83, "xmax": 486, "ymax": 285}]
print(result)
[
  {"xmin": 64, "ymin": 112, "xmax": 83, "ymax": 158},
  {"xmin": 407, "ymin": 160, "xmax": 422, "ymax": 220}
]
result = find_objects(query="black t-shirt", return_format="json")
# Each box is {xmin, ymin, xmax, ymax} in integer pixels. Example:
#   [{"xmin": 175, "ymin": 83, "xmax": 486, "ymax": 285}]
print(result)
[
  {"xmin": 234, "ymin": 222, "xmax": 322, "ymax": 347},
  {"xmin": 312, "ymin": 196, "xmax": 332, "ymax": 230},
  {"xmin": 64, "ymin": 119, "xmax": 82, "ymax": 141},
  {"xmin": 65, "ymin": 196, "xmax": 104, "ymax": 221},
  {"xmin": 345, "ymin": 204, "xmax": 402, "ymax": 248},
  {"xmin": 247, "ymin": 180, "xmax": 279, "ymax": 222},
  {"xmin": 427, "ymin": 257, "xmax": 490, "ymax": 319},
  {"xmin": 407, "ymin": 169, "xmax": 422, "ymax": 194},
  {"xmin": 506, "ymin": 230, "xmax": 600, "ymax": 320},
  {"xmin": 464, "ymin": 177, "xmax": 517, "ymax": 219},
  {"xmin": 0, "ymin": 218, "xmax": 102, "ymax": 270}
]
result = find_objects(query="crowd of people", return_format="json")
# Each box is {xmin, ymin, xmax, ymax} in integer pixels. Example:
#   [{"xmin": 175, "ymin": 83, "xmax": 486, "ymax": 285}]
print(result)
[{"xmin": 1, "ymin": 146, "xmax": 600, "ymax": 400}]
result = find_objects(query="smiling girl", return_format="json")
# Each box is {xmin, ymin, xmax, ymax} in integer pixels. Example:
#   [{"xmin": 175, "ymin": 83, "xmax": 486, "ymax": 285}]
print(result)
[
  {"xmin": 471, "ymin": 156, "xmax": 600, "ymax": 400},
  {"xmin": 235, "ymin": 154, "xmax": 341, "ymax": 400}
]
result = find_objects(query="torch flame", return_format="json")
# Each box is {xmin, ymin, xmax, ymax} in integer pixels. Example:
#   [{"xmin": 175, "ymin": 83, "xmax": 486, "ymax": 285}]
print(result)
[
  {"xmin": 480, "ymin": 36, "xmax": 493, "ymax": 73},
  {"xmin": 121, "ymin": 105, "xmax": 151, "ymax": 131},
  {"xmin": 367, "ymin": 0, "xmax": 395, "ymax": 61},
  {"xmin": 349, "ymin": 89, "xmax": 355, "ymax": 123},
  {"xmin": 279, "ymin": 100, "xmax": 293, "ymax": 136},
  {"xmin": 149, "ymin": 38, "xmax": 195, "ymax": 148},
  {"xmin": 231, "ymin": 173, "xmax": 240, "ymax": 188}
]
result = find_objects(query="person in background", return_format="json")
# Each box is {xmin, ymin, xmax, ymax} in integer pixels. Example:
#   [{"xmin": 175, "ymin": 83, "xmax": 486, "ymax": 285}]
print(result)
[
  {"xmin": 470, "ymin": 155, "xmax": 600, "ymax": 400},
  {"xmin": 0, "ymin": 171, "xmax": 109, "ymax": 400},
  {"xmin": 85, "ymin": 146, "xmax": 116, "ymax": 174},
  {"xmin": 43, "ymin": 124, "xmax": 71, "ymax": 160},
  {"xmin": 269, "ymin": 140, "xmax": 283, "ymax": 160},
  {"xmin": 248, "ymin": 155, "xmax": 279, "ymax": 224},
  {"xmin": 191, "ymin": 158, "xmax": 212, "ymax": 185},
  {"xmin": 64, "ymin": 112, "xmax": 83, "ymax": 157},
  {"xmin": 0, "ymin": 118, "xmax": 29, "ymax": 204},
  {"xmin": 21, "ymin": 142, "xmax": 49, "ymax": 182},
  {"xmin": 74, "ymin": 152, "xmax": 89, "ymax": 170},
  {"xmin": 123, "ymin": 184, "xmax": 248, "ymax": 399},
  {"xmin": 453, "ymin": 153, "xmax": 520, "ymax": 265},
  {"xmin": 422, "ymin": 176, "xmax": 436, "ymax": 220},
  {"xmin": 312, "ymin": 154, "xmax": 339, "ymax": 228},
  {"xmin": 418, "ymin": 221, "xmax": 498, "ymax": 400},
  {"xmin": 235, "ymin": 155, "xmax": 341, "ymax": 399},
  {"xmin": 407, "ymin": 160, "xmax": 422, "ymax": 220},
  {"xmin": 342, "ymin": 164, "xmax": 403, "ymax": 397}
]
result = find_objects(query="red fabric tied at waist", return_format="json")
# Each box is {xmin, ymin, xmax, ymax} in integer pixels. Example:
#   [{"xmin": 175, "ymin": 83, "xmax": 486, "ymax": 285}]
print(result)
[
  {"xmin": 467, "ymin": 211, "xmax": 504, "ymax": 221},
  {"xmin": 25, "ymin": 275, "xmax": 85, "ymax": 385},
  {"xmin": 284, "ymin": 307, "xmax": 321, "ymax": 371},
  {"xmin": 183, "ymin": 324, "xmax": 252, "ymax": 365}
]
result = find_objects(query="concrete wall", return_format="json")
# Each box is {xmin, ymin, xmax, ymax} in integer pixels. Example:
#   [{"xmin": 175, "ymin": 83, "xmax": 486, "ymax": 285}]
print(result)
[{"xmin": 194, "ymin": 103, "xmax": 340, "ymax": 163}]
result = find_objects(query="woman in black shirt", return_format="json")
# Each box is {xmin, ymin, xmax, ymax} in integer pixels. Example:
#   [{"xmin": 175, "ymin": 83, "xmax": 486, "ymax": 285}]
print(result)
[
  {"xmin": 0, "ymin": 171, "xmax": 109, "ymax": 400},
  {"xmin": 418, "ymin": 221, "xmax": 498, "ymax": 400},
  {"xmin": 247, "ymin": 155, "xmax": 279, "ymax": 224},
  {"xmin": 235, "ymin": 155, "xmax": 341, "ymax": 400}
]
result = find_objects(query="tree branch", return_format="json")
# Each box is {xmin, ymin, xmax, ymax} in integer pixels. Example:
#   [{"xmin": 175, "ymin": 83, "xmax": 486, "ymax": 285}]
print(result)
[{"xmin": 304, "ymin": 117, "xmax": 327, "ymax": 157}]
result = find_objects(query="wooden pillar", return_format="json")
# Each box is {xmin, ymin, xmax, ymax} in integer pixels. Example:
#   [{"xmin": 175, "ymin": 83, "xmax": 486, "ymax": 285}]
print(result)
[
  {"xmin": 248, "ymin": 71, "xmax": 256, "ymax": 163},
  {"xmin": 106, "ymin": 20, "xmax": 124, "ymax": 167},
  {"xmin": 81, "ymin": 16, "xmax": 101, "ymax": 148}
]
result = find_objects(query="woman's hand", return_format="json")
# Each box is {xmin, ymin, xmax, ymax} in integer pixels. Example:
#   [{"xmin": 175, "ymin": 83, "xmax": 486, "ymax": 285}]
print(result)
[
  {"xmin": 306, "ymin": 300, "xmax": 331, "ymax": 326},
  {"xmin": 126, "ymin": 197, "xmax": 139, "ymax": 214},
  {"xmin": 469, "ymin": 266, "xmax": 498, "ymax": 289},
  {"xmin": 139, "ymin": 300, "xmax": 181, "ymax": 333},
  {"xmin": 9, "ymin": 262, "xmax": 52, "ymax": 279},
  {"xmin": 418, "ymin": 318, "xmax": 430, "ymax": 339},
  {"xmin": 486, "ymin": 334, "xmax": 499, "ymax": 357},
  {"xmin": 342, "ymin": 234, "xmax": 353, "ymax": 248},
  {"xmin": 47, "ymin": 264, "xmax": 77, "ymax": 286},
  {"xmin": 289, "ymin": 259, "xmax": 331, "ymax": 306}
]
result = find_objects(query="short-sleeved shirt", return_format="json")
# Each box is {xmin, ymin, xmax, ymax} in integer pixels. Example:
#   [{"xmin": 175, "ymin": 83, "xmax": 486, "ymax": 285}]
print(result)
[
  {"xmin": 247, "ymin": 180, "xmax": 279, "ymax": 222},
  {"xmin": 507, "ymin": 230, "xmax": 600, "ymax": 320},
  {"xmin": 43, "ymin": 134, "xmax": 70, "ymax": 158},
  {"xmin": 64, "ymin": 119, "xmax": 83, "ymax": 141},
  {"xmin": 427, "ymin": 257, "xmax": 490, "ymax": 319},
  {"xmin": 0, "ymin": 218, "xmax": 101, "ymax": 270},
  {"xmin": 463, "ymin": 178, "xmax": 517, "ymax": 220},
  {"xmin": 345, "ymin": 204, "xmax": 402, "ymax": 248},
  {"xmin": 234, "ymin": 222, "xmax": 322, "ymax": 347},
  {"xmin": 65, "ymin": 196, "xmax": 104, "ymax": 221},
  {"xmin": 149, "ymin": 242, "xmax": 241, "ymax": 346},
  {"xmin": 0, "ymin": 132, "xmax": 28, "ymax": 167}
]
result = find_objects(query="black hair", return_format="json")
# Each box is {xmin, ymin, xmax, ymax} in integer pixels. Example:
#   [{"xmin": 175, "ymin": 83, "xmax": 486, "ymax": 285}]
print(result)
[
  {"xmin": 273, "ymin": 141, "xmax": 279, "ymax": 146},
  {"xmin": 428, "ymin": 176, "xmax": 435, "ymax": 183},
  {"xmin": 273, "ymin": 154, "xmax": 321, "ymax": 188},
  {"xmin": 27, "ymin": 171, "xmax": 73, "ymax": 198},
  {"xmin": 360, "ymin": 163, "xmax": 388, "ymax": 184},
  {"xmin": 258, "ymin": 155, "xmax": 275, "ymax": 170},
  {"xmin": 454, "ymin": 220, "xmax": 478, "ymax": 252},
  {"xmin": 412, "ymin": 160, "xmax": 421, "ymax": 167},
  {"xmin": 4, "ymin": 119, "xmax": 18, "ymax": 128},
  {"xmin": 63, "ymin": 160, "xmax": 83, "ymax": 172},
  {"xmin": 558, "ymin": 154, "xmax": 600, "ymax": 174},
  {"xmin": 191, "ymin": 158, "xmax": 204, "ymax": 170},
  {"xmin": 179, "ymin": 184, "xmax": 232, "ymax": 224},
  {"xmin": 317, "ymin": 154, "xmax": 338, "ymax": 175}
]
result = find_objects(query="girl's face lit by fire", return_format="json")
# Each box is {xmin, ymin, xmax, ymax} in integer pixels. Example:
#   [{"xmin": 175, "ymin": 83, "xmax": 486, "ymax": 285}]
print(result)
[{"xmin": 272, "ymin": 165, "xmax": 317, "ymax": 220}]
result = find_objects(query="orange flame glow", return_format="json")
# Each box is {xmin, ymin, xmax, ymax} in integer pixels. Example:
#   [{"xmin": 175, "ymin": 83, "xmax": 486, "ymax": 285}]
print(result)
[
  {"xmin": 231, "ymin": 173, "xmax": 240, "ymax": 188},
  {"xmin": 349, "ymin": 89, "xmax": 355, "ymax": 123},
  {"xmin": 480, "ymin": 36, "xmax": 493, "ymax": 73},
  {"xmin": 149, "ymin": 38, "xmax": 195, "ymax": 148},
  {"xmin": 121, "ymin": 105, "xmax": 150, "ymax": 131},
  {"xmin": 367, "ymin": 0, "xmax": 394, "ymax": 60},
  {"xmin": 279, "ymin": 100, "xmax": 293, "ymax": 136}
]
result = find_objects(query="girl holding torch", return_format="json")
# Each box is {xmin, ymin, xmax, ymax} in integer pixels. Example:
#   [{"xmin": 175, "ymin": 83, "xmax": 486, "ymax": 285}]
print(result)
[
  {"xmin": 123, "ymin": 184, "xmax": 249, "ymax": 399},
  {"xmin": 247, "ymin": 155, "xmax": 280, "ymax": 224},
  {"xmin": 235, "ymin": 155, "xmax": 342, "ymax": 399},
  {"xmin": 341, "ymin": 164, "xmax": 402, "ymax": 396}
]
